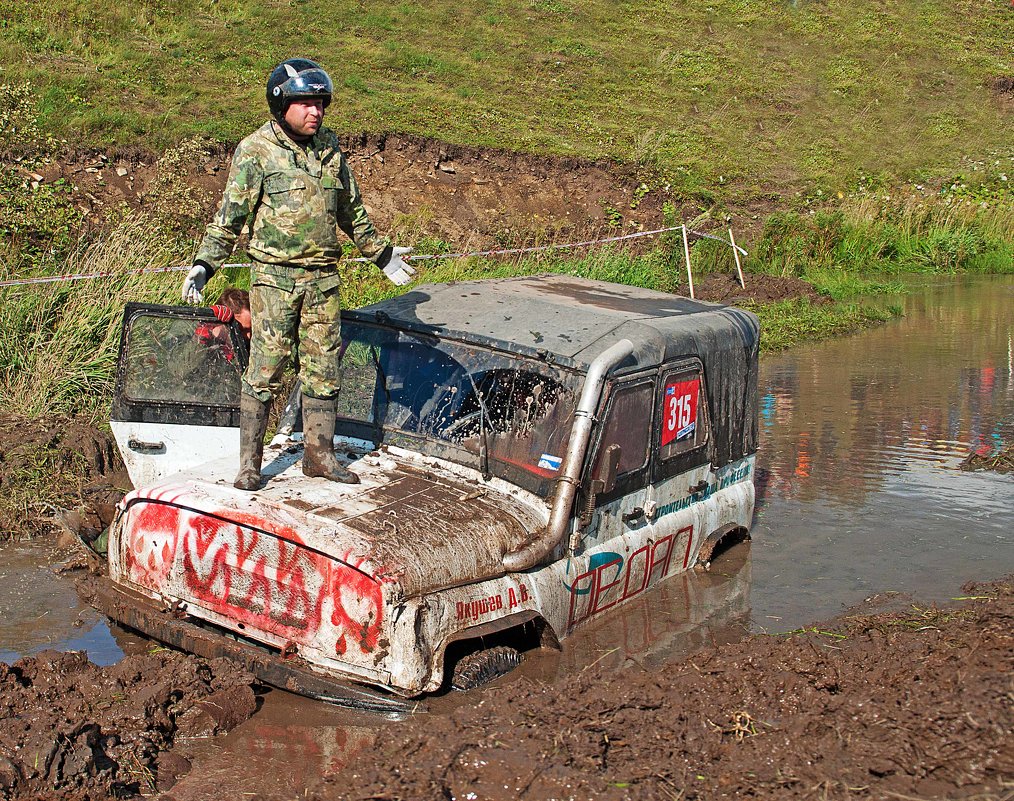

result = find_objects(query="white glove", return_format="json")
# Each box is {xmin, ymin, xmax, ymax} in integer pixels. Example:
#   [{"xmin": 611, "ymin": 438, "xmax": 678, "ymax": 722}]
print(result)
[
  {"xmin": 382, "ymin": 246, "xmax": 416, "ymax": 286},
  {"xmin": 182, "ymin": 264, "xmax": 208, "ymax": 303}
]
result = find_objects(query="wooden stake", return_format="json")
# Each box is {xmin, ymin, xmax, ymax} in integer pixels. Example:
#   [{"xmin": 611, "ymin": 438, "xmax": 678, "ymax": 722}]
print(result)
[
  {"xmin": 729, "ymin": 228, "xmax": 746, "ymax": 288},
  {"xmin": 681, "ymin": 224, "xmax": 694, "ymax": 299}
]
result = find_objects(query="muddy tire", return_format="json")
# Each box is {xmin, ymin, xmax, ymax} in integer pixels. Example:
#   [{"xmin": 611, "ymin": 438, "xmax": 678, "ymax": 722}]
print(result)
[{"xmin": 450, "ymin": 646, "xmax": 522, "ymax": 691}]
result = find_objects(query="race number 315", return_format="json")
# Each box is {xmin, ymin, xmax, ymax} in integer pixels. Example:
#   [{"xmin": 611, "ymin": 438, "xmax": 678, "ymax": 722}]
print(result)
[{"xmin": 661, "ymin": 378, "xmax": 700, "ymax": 447}]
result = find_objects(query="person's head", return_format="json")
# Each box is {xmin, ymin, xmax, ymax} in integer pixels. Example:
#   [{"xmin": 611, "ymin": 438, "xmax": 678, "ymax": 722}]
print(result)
[
  {"xmin": 218, "ymin": 288, "xmax": 251, "ymax": 341},
  {"xmin": 266, "ymin": 59, "xmax": 333, "ymax": 140}
]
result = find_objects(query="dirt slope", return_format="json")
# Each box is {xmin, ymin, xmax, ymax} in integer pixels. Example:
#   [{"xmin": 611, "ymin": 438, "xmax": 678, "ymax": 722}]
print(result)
[
  {"xmin": 0, "ymin": 415, "xmax": 129, "ymax": 541},
  {"xmin": 31, "ymin": 133, "xmax": 775, "ymax": 251}
]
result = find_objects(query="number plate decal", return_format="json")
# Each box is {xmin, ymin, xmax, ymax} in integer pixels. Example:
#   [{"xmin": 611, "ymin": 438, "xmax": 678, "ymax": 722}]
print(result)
[{"xmin": 661, "ymin": 378, "xmax": 700, "ymax": 446}]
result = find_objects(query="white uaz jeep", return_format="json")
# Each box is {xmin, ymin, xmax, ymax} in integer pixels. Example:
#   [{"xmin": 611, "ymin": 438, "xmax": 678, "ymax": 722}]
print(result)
[{"xmin": 87, "ymin": 275, "xmax": 759, "ymax": 711}]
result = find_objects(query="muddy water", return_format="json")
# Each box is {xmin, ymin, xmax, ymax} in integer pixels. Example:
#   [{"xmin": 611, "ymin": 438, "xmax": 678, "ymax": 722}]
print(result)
[
  {"xmin": 0, "ymin": 540, "xmax": 123, "ymax": 665},
  {"xmin": 2, "ymin": 275, "xmax": 1012, "ymax": 798},
  {"xmin": 751, "ymin": 274, "xmax": 1014, "ymax": 629}
]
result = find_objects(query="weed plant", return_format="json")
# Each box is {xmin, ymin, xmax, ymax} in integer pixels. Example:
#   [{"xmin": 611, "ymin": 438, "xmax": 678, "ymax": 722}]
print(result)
[{"xmin": 743, "ymin": 187, "xmax": 1013, "ymax": 292}]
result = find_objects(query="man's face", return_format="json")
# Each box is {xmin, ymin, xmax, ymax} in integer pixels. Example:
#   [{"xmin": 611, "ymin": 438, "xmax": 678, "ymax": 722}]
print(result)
[{"xmin": 284, "ymin": 99, "xmax": 325, "ymax": 136}]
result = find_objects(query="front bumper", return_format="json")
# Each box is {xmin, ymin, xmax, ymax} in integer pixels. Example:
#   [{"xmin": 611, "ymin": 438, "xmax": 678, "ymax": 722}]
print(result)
[{"xmin": 77, "ymin": 574, "xmax": 421, "ymax": 716}]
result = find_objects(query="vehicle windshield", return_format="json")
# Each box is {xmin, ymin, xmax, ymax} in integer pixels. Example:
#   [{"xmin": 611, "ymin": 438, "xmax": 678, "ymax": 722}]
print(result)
[{"xmin": 333, "ymin": 322, "xmax": 579, "ymax": 495}]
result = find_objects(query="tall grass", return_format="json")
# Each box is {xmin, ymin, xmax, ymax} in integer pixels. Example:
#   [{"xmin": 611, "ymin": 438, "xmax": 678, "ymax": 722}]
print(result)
[
  {"xmin": 0, "ymin": 215, "xmax": 188, "ymax": 416},
  {"xmin": 744, "ymin": 193, "xmax": 1013, "ymax": 290}
]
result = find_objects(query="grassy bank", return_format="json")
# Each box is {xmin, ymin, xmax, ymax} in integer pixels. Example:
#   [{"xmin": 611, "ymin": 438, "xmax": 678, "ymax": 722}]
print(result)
[{"xmin": 1, "ymin": 0, "xmax": 1011, "ymax": 202}]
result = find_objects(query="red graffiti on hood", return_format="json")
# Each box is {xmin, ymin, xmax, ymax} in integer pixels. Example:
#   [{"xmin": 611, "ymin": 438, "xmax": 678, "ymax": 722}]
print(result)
[
  {"xmin": 123, "ymin": 498, "xmax": 387, "ymax": 658},
  {"xmin": 330, "ymin": 556, "xmax": 384, "ymax": 655}
]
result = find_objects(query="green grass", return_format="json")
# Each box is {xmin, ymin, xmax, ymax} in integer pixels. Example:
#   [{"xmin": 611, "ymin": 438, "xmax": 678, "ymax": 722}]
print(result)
[
  {"xmin": 749, "ymin": 297, "xmax": 895, "ymax": 351},
  {"xmin": 0, "ymin": 0, "xmax": 1011, "ymax": 200},
  {"xmin": 0, "ymin": 0, "xmax": 1009, "ymax": 418},
  {"xmin": 0, "ymin": 215, "xmax": 188, "ymax": 416}
]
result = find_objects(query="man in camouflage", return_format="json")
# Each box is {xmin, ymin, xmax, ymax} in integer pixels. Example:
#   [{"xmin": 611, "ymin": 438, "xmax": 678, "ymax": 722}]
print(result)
[{"xmin": 182, "ymin": 58, "xmax": 415, "ymax": 490}]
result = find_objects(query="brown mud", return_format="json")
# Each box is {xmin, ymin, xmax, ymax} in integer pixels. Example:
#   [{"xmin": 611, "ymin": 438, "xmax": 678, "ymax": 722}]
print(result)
[
  {"xmin": 2, "ymin": 567, "xmax": 1009, "ymax": 801},
  {"xmin": 326, "ymin": 578, "xmax": 1014, "ymax": 801},
  {"xmin": 0, "ymin": 415, "xmax": 130, "ymax": 541},
  {"xmin": 28, "ymin": 133, "xmax": 777, "ymax": 251},
  {"xmin": 689, "ymin": 272, "xmax": 826, "ymax": 306},
  {"xmin": 0, "ymin": 649, "xmax": 258, "ymax": 799}
]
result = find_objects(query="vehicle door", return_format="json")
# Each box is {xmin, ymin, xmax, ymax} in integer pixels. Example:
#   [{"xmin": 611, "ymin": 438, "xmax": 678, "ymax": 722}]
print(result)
[
  {"xmin": 564, "ymin": 359, "xmax": 715, "ymax": 631},
  {"xmin": 643, "ymin": 358, "xmax": 714, "ymax": 569},
  {"xmin": 110, "ymin": 302, "xmax": 247, "ymax": 488},
  {"xmin": 563, "ymin": 370, "xmax": 657, "ymax": 630}
]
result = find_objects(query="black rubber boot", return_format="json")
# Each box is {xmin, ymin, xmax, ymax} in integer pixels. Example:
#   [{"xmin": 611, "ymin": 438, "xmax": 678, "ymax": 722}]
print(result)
[
  {"xmin": 234, "ymin": 393, "xmax": 270, "ymax": 491},
  {"xmin": 302, "ymin": 394, "xmax": 360, "ymax": 484}
]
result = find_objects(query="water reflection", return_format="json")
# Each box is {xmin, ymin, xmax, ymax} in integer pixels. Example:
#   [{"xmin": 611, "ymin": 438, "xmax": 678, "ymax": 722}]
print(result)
[
  {"xmin": 535, "ymin": 541, "xmax": 752, "ymax": 676},
  {"xmin": 752, "ymin": 275, "xmax": 1014, "ymax": 627},
  {"xmin": 166, "ymin": 692, "xmax": 380, "ymax": 800}
]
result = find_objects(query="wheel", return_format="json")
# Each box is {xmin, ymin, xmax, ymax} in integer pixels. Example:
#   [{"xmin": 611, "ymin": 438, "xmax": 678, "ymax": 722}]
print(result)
[{"xmin": 450, "ymin": 645, "xmax": 522, "ymax": 691}]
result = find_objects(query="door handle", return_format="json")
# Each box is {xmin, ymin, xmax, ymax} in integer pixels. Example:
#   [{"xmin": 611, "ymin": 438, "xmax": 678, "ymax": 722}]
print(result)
[{"xmin": 128, "ymin": 438, "xmax": 166, "ymax": 454}]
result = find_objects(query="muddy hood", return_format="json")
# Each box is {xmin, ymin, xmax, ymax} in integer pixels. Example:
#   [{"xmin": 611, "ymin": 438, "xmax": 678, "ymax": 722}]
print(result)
[{"xmin": 115, "ymin": 444, "xmax": 544, "ymax": 599}]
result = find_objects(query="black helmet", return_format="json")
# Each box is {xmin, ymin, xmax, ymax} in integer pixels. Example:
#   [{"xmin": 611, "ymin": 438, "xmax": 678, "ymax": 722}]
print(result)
[{"xmin": 266, "ymin": 58, "xmax": 333, "ymax": 122}]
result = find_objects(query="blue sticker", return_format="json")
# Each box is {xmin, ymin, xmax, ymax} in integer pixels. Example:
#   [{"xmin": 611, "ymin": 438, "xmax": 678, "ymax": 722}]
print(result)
[{"xmin": 538, "ymin": 453, "xmax": 562, "ymax": 471}]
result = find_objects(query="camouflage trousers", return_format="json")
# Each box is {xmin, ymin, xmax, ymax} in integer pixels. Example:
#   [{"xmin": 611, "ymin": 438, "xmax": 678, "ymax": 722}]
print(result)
[{"xmin": 243, "ymin": 261, "xmax": 343, "ymax": 402}]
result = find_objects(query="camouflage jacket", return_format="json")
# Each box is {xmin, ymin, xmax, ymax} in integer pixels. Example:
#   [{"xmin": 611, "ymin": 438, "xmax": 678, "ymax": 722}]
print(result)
[{"xmin": 194, "ymin": 121, "xmax": 390, "ymax": 275}]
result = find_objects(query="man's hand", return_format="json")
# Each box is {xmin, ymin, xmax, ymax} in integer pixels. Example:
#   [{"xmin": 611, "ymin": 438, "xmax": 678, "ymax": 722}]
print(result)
[
  {"xmin": 382, "ymin": 246, "xmax": 416, "ymax": 286},
  {"xmin": 182, "ymin": 264, "xmax": 208, "ymax": 303}
]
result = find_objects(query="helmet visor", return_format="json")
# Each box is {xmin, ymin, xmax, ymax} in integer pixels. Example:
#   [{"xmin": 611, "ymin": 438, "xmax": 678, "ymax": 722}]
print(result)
[{"xmin": 278, "ymin": 67, "xmax": 333, "ymax": 100}]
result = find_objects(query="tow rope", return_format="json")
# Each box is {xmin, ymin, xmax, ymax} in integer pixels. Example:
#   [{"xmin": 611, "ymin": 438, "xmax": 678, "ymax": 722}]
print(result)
[{"xmin": 0, "ymin": 224, "xmax": 747, "ymax": 289}]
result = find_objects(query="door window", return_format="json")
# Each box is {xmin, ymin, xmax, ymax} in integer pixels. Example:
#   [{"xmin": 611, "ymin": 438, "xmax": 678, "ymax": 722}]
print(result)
[
  {"xmin": 592, "ymin": 380, "xmax": 654, "ymax": 480},
  {"xmin": 122, "ymin": 312, "xmax": 244, "ymax": 407}
]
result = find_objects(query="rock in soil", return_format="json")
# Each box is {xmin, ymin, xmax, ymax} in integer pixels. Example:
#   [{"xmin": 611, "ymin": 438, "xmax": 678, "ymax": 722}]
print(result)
[
  {"xmin": 323, "ymin": 577, "xmax": 1014, "ymax": 801},
  {"xmin": 0, "ymin": 649, "xmax": 256, "ymax": 800}
]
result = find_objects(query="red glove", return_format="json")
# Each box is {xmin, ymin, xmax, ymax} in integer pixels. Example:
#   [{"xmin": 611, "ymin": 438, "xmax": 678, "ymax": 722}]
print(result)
[{"xmin": 211, "ymin": 305, "xmax": 235, "ymax": 322}]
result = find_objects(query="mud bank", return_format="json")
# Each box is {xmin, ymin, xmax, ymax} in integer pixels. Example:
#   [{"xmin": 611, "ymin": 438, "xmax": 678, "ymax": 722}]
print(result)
[
  {"xmin": 30, "ymin": 134, "xmax": 675, "ymax": 249},
  {"xmin": 0, "ymin": 415, "xmax": 129, "ymax": 542},
  {"xmin": 323, "ymin": 578, "xmax": 1013, "ymax": 801},
  {"xmin": 0, "ymin": 649, "xmax": 257, "ymax": 799}
]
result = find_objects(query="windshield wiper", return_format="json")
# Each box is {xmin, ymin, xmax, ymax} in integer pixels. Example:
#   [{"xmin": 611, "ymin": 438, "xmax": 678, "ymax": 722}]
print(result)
[{"xmin": 463, "ymin": 371, "xmax": 493, "ymax": 481}]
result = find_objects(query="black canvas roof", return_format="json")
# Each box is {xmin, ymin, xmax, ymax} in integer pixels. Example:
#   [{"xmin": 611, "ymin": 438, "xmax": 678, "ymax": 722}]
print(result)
[{"xmin": 345, "ymin": 274, "xmax": 758, "ymax": 371}]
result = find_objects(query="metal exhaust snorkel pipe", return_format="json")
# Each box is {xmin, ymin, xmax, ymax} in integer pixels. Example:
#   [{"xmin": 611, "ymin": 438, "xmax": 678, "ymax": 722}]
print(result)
[{"xmin": 502, "ymin": 338, "xmax": 635, "ymax": 572}]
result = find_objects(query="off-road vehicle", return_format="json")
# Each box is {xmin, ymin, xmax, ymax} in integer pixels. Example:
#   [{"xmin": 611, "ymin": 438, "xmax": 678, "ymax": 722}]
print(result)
[{"xmin": 85, "ymin": 275, "xmax": 759, "ymax": 711}]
